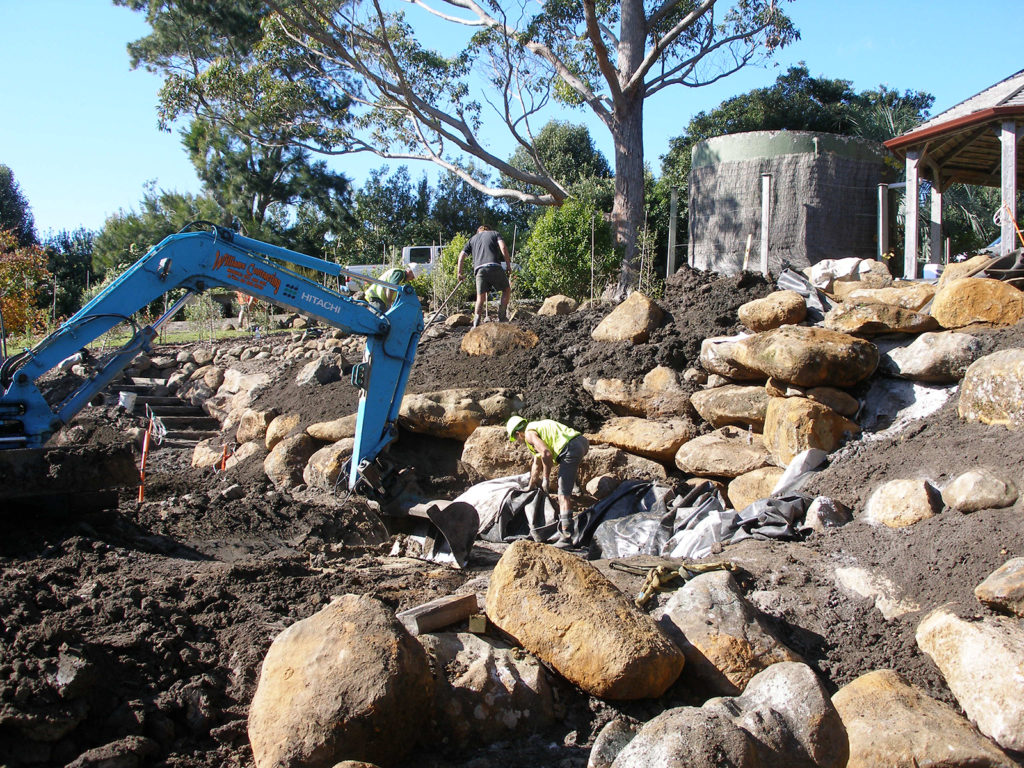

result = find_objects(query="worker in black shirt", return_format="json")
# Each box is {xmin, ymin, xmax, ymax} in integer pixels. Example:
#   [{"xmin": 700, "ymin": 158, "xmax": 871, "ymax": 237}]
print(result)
[{"xmin": 457, "ymin": 225, "xmax": 512, "ymax": 327}]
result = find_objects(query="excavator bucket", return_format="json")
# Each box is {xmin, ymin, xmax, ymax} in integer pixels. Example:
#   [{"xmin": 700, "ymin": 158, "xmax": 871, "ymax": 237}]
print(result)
[{"xmin": 0, "ymin": 444, "xmax": 139, "ymax": 516}]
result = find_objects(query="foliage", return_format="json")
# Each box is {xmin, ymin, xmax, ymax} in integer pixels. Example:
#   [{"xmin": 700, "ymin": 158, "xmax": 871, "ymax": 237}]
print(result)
[
  {"xmin": 520, "ymin": 199, "xmax": 616, "ymax": 301},
  {"xmin": 0, "ymin": 165, "xmax": 37, "ymax": 247},
  {"xmin": 425, "ymin": 233, "xmax": 473, "ymax": 312},
  {"xmin": 43, "ymin": 228, "xmax": 97, "ymax": 319},
  {"xmin": 184, "ymin": 292, "xmax": 224, "ymax": 343},
  {"xmin": 0, "ymin": 229, "xmax": 51, "ymax": 336},
  {"xmin": 182, "ymin": 116, "xmax": 352, "ymax": 240},
  {"xmin": 122, "ymin": 0, "xmax": 797, "ymax": 286},
  {"xmin": 92, "ymin": 185, "xmax": 224, "ymax": 275}
]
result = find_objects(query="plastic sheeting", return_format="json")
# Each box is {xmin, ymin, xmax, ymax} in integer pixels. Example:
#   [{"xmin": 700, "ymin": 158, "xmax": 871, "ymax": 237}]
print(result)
[{"xmin": 777, "ymin": 267, "xmax": 834, "ymax": 324}]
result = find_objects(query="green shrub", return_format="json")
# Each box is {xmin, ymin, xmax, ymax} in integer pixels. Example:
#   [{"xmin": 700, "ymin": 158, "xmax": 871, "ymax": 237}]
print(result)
[{"xmin": 520, "ymin": 199, "xmax": 617, "ymax": 301}]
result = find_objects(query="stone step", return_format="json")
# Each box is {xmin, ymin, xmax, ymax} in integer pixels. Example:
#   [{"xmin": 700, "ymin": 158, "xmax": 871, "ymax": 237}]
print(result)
[
  {"xmin": 163, "ymin": 429, "xmax": 221, "ymax": 442},
  {"xmin": 129, "ymin": 377, "xmax": 171, "ymax": 387},
  {"xmin": 155, "ymin": 415, "xmax": 220, "ymax": 431},
  {"xmin": 135, "ymin": 395, "xmax": 185, "ymax": 407},
  {"xmin": 141, "ymin": 404, "xmax": 207, "ymax": 417}
]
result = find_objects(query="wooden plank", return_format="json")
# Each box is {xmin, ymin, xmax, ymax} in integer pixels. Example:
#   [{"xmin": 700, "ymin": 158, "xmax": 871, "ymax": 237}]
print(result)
[{"xmin": 396, "ymin": 593, "xmax": 479, "ymax": 636}]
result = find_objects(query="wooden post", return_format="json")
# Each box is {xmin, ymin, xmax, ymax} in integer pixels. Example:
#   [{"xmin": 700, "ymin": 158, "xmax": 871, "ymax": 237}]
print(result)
[
  {"xmin": 877, "ymin": 184, "xmax": 889, "ymax": 259},
  {"xmin": 1001, "ymin": 120, "xmax": 1019, "ymax": 257},
  {"xmin": 930, "ymin": 182, "xmax": 943, "ymax": 270},
  {"xmin": 760, "ymin": 174, "xmax": 771, "ymax": 277},
  {"xmin": 904, "ymin": 151, "xmax": 921, "ymax": 279},
  {"xmin": 666, "ymin": 189, "xmax": 679, "ymax": 278}
]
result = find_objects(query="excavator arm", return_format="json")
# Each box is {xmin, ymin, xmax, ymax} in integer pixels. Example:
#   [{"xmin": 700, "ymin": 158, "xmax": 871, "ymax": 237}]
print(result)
[{"xmin": 0, "ymin": 225, "xmax": 423, "ymax": 491}]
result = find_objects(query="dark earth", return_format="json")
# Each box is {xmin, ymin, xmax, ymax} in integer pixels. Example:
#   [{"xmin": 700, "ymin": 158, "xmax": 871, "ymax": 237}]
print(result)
[{"xmin": 2, "ymin": 266, "xmax": 1024, "ymax": 767}]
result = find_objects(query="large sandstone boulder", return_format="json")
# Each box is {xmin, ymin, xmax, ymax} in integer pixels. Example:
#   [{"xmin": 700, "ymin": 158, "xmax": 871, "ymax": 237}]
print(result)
[
  {"xmin": 823, "ymin": 302, "xmax": 938, "ymax": 336},
  {"xmin": 832, "ymin": 669, "xmax": 1015, "ymax": 768},
  {"xmin": 191, "ymin": 437, "xmax": 225, "ymax": 469},
  {"xmin": 611, "ymin": 662, "xmax": 848, "ymax": 768},
  {"xmin": 762, "ymin": 396, "xmax": 860, "ymax": 466},
  {"xmin": 938, "ymin": 253, "xmax": 993, "ymax": 286},
  {"xmin": 732, "ymin": 326, "xmax": 879, "ymax": 388},
  {"xmin": 959, "ymin": 348, "xmax": 1024, "ymax": 430},
  {"xmin": 699, "ymin": 335, "xmax": 764, "ymax": 381},
  {"xmin": 842, "ymin": 281, "xmax": 936, "ymax": 311},
  {"xmin": 931, "ymin": 278, "xmax": 1024, "ymax": 328},
  {"xmin": 917, "ymin": 607, "xmax": 1024, "ymax": 751},
  {"xmin": 537, "ymin": 294, "xmax": 578, "ymax": 315},
  {"xmin": 264, "ymin": 433, "xmax": 319, "ymax": 490},
  {"xmin": 460, "ymin": 424, "xmax": 530, "ymax": 478},
  {"xmin": 863, "ymin": 478, "xmax": 942, "ymax": 528},
  {"xmin": 295, "ymin": 354, "xmax": 343, "ymax": 386},
  {"xmin": 303, "ymin": 439, "xmax": 355, "ymax": 490},
  {"xmin": 398, "ymin": 388, "xmax": 523, "ymax": 441},
  {"xmin": 942, "ymin": 468, "xmax": 1018, "ymax": 512},
  {"xmin": 657, "ymin": 571, "xmax": 802, "ymax": 696},
  {"xmin": 833, "ymin": 566, "xmax": 920, "ymax": 620},
  {"xmin": 248, "ymin": 595, "xmax": 433, "ymax": 768},
  {"xmin": 460, "ymin": 324, "xmax": 539, "ymax": 355},
  {"xmin": 417, "ymin": 632, "xmax": 555, "ymax": 749},
  {"xmin": 674, "ymin": 426, "xmax": 774, "ymax": 478},
  {"xmin": 976, "ymin": 558, "xmax": 1024, "ymax": 617},
  {"xmin": 236, "ymin": 408, "xmax": 278, "ymax": 444},
  {"xmin": 591, "ymin": 292, "xmax": 664, "ymax": 343},
  {"xmin": 727, "ymin": 466, "xmax": 786, "ymax": 511},
  {"xmin": 485, "ymin": 540, "xmax": 684, "ymax": 700},
  {"xmin": 582, "ymin": 366, "xmax": 692, "ymax": 418},
  {"xmin": 306, "ymin": 413, "xmax": 358, "ymax": 442},
  {"xmin": 588, "ymin": 417, "xmax": 697, "ymax": 463},
  {"xmin": 265, "ymin": 412, "xmax": 302, "ymax": 451},
  {"xmin": 690, "ymin": 385, "xmax": 770, "ymax": 431},
  {"xmin": 219, "ymin": 369, "xmax": 271, "ymax": 397},
  {"xmin": 580, "ymin": 445, "xmax": 667, "ymax": 486},
  {"xmin": 879, "ymin": 331, "xmax": 984, "ymax": 382},
  {"xmin": 737, "ymin": 290, "xmax": 806, "ymax": 332}
]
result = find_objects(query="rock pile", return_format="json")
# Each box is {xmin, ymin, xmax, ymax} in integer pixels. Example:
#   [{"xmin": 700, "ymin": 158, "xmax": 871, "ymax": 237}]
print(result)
[{"xmin": 234, "ymin": 258, "xmax": 1024, "ymax": 767}]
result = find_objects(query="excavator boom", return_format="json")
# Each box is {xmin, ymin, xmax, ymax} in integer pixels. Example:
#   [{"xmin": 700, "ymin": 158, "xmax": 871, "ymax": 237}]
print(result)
[{"xmin": 0, "ymin": 225, "xmax": 423, "ymax": 493}]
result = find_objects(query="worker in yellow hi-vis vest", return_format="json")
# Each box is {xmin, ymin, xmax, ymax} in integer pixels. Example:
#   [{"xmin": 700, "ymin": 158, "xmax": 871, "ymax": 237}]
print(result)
[
  {"xmin": 364, "ymin": 266, "xmax": 415, "ymax": 312},
  {"xmin": 506, "ymin": 415, "xmax": 590, "ymax": 541}
]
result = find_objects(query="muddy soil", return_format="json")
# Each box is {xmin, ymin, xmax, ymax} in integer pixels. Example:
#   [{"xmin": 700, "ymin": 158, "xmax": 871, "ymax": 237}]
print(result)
[{"xmin": 2, "ymin": 267, "xmax": 1023, "ymax": 767}]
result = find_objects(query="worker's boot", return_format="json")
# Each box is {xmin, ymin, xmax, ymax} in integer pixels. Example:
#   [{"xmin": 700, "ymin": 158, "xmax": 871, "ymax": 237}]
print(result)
[
  {"xmin": 557, "ymin": 513, "xmax": 574, "ymax": 545},
  {"xmin": 472, "ymin": 314, "xmax": 481, "ymax": 328}
]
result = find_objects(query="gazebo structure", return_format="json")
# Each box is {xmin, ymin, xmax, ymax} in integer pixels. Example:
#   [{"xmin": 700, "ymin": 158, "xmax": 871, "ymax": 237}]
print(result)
[{"xmin": 884, "ymin": 69, "xmax": 1024, "ymax": 278}]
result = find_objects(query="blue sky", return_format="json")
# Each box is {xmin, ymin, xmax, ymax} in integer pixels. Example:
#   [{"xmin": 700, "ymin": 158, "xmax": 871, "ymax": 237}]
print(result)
[{"xmin": 1, "ymin": 0, "xmax": 1021, "ymax": 237}]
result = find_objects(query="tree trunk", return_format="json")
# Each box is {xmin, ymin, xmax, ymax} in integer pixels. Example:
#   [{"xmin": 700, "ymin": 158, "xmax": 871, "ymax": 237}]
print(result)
[{"xmin": 609, "ymin": 91, "xmax": 645, "ymax": 300}]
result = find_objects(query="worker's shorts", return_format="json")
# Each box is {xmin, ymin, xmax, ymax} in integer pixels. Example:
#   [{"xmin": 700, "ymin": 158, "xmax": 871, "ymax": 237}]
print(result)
[
  {"xmin": 475, "ymin": 264, "xmax": 510, "ymax": 295},
  {"xmin": 556, "ymin": 435, "xmax": 589, "ymax": 498}
]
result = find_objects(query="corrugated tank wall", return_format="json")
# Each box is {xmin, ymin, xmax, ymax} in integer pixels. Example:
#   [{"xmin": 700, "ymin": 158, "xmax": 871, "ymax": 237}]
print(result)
[{"xmin": 688, "ymin": 131, "xmax": 892, "ymax": 275}]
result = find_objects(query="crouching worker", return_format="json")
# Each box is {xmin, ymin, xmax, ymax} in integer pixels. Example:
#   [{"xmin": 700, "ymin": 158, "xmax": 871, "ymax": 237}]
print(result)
[
  {"xmin": 365, "ymin": 266, "xmax": 415, "ymax": 312},
  {"xmin": 506, "ymin": 415, "xmax": 589, "ymax": 541}
]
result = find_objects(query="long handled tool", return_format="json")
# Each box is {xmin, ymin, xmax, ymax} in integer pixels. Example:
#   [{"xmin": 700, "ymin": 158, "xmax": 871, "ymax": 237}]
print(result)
[{"xmin": 420, "ymin": 277, "xmax": 466, "ymax": 337}]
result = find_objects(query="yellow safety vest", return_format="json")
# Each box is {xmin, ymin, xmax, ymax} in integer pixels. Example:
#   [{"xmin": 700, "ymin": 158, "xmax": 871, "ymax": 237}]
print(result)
[{"xmin": 524, "ymin": 419, "xmax": 580, "ymax": 462}]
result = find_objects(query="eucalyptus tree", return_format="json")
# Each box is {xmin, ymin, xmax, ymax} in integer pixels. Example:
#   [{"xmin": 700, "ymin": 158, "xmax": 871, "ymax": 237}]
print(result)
[{"xmin": 121, "ymin": 0, "xmax": 796, "ymax": 294}]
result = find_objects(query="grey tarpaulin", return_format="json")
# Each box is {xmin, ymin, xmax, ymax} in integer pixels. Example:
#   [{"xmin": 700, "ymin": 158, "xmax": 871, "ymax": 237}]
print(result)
[
  {"xmin": 452, "ymin": 474, "xmax": 561, "ymax": 544},
  {"xmin": 588, "ymin": 482, "xmax": 815, "ymax": 561},
  {"xmin": 777, "ymin": 267, "xmax": 834, "ymax": 324}
]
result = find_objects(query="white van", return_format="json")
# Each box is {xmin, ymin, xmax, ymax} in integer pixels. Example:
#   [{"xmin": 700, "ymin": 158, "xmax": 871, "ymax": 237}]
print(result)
[{"xmin": 342, "ymin": 245, "xmax": 443, "ymax": 291}]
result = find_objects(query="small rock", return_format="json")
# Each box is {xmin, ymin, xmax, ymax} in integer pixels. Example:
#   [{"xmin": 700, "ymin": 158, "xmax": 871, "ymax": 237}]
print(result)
[
  {"xmin": 863, "ymin": 478, "xmax": 942, "ymax": 528},
  {"xmin": 975, "ymin": 558, "xmax": 1024, "ymax": 617},
  {"xmin": 942, "ymin": 468, "xmax": 1018, "ymax": 512}
]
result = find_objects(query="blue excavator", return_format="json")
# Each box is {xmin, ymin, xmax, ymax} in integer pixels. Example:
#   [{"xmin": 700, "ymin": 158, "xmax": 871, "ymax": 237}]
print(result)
[{"xmin": 0, "ymin": 223, "xmax": 423, "ymax": 498}]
